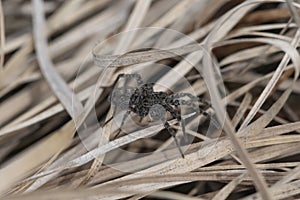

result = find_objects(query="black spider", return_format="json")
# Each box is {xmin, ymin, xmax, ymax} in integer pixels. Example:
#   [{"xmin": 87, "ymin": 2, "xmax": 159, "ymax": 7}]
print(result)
[{"xmin": 104, "ymin": 73, "xmax": 214, "ymax": 158}]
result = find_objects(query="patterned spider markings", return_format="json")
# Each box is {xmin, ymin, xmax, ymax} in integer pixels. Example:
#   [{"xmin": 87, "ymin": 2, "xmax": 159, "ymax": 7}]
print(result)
[{"xmin": 104, "ymin": 73, "xmax": 214, "ymax": 158}]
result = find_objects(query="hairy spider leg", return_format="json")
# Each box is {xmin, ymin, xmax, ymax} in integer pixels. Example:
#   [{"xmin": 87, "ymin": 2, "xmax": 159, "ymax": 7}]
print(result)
[
  {"xmin": 161, "ymin": 119, "xmax": 185, "ymax": 158},
  {"xmin": 181, "ymin": 100, "xmax": 220, "ymax": 129},
  {"xmin": 170, "ymin": 93, "xmax": 211, "ymax": 108},
  {"xmin": 175, "ymin": 104, "xmax": 187, "ymax": 142},
  {"xmin": 155, "ymin": 103, "xmax": 185, "ymax": 158},
  {"xmin": 172, "ymin": 99, "xmax": 187, "ymax": 140},
  {"xmin": 113, "ymin": 110, "xmax": 131, "ymax": 139},
  {"xmin": 115, "ymin": 73, "xmax": 144, "ymax": 87},
  {"xmin": 179, "ymin": 96, "xmax": 215, "ymax": 124},
  {"xmin": 102, "ymin": 95, "xmax": 118, "ymax": 126},
  {"xmin": 104, "ymin": 87, "xmax": 133, "ymax": 126},
  {"xmin": 163, "ymin": 102, "xmax": 187, "ymax": 142},
  {"xmin": 116, "ymin": 74, "xmax": 144, "ymax": 118}
]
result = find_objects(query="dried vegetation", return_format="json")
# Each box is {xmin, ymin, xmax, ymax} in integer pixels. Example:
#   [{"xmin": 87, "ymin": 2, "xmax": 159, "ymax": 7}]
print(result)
[{"xmin": 1, "ymin": 0, "xmax": 300, "ymax": 199}]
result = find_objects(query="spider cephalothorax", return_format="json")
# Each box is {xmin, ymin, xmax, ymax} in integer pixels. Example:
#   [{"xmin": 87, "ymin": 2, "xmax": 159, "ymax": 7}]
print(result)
[{"xmin": 104, "ymin": 73, "xmax": 213, "ymax": 158}]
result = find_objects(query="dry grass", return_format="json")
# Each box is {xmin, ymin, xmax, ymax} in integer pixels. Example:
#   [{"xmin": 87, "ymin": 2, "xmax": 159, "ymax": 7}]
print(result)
[{"xmin": 1, "ymin": 0, "xmax": 300, "ymax": 199}]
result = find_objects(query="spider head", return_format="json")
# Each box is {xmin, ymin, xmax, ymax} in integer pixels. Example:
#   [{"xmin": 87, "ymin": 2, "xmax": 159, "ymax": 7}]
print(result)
[{"xmin": 140, "ymin": 83, "xmax": 155, "ymax": 95}]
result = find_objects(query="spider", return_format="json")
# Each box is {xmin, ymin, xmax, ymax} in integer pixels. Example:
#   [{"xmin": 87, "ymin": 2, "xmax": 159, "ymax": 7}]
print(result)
[{"xmin": 104, "ymin": 73, "xmax": 214, "ymax": 158}]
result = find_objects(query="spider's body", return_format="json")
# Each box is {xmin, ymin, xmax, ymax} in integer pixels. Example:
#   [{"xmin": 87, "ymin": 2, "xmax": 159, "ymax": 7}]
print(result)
[
  {"xmin": 129, "ymin": 86, "xmax": 171, "ymax": 118},
  {"xmin": 105, "ymin": 73, "xmax": 213, "ymax": 158}
]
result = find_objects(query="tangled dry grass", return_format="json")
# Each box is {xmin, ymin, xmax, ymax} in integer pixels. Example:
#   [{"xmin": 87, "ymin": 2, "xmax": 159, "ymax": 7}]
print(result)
[{"xmin": 1, "ymin": 0, "xmax": 300, "ymax": 199}]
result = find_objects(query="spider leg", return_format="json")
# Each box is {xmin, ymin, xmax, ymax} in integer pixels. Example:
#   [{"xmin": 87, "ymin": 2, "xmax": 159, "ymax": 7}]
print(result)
[
  {"xmin": 163, "ymin": 103, "xmax": 187, "ymax": 142},
  {"xmin": 194, "ymin": 104, "xmax": 220, "ymax": 129},
  {"xmin": 176, "ymin": 108, "xmax": 187, "ymax": 142},
  {"xmin": 168, "ymin": 93, "xmax": 214, "ymax": 124},
  {"xmin": 114, "ymin": 110, "xmax": 131, "ymax": 139},
  {"xmin": 162, "ymin": 119, "xmax": 185, "ymax": 158},
  {"xmin": 180, "ymin": 100, "xmax": 220, "ymax": 129},
  {"xmin": 170, "ymin": 93, "xmax": 211, "ymax": 107},
  {"xmin": 173, "ymin": 103, "xmax": 187, "ymax": 141},
  {"xmin": 115, "ymin": 73, "xmax": 144, "ymax": 87},
  {"xmin": 102, "ymin": 104, "xmax": 117, "ymax": 127}
]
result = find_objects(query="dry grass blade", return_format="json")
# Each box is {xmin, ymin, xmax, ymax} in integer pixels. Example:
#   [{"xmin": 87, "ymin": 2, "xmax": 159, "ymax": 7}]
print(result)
[
  {"xmin": 208, "ymin": 173, "xmax": 246, "ymax": 200},
  {"xmin": 83, "ymin": 0, "xmax": 149, "ymax": 185},
  {"xmin": 24, "ymin": 113, "xmax": 195, "ymax": 182},
  {"xmin": 0, "ymin": 85, "xmax": 93, "ymax": 138},
  {"xmin": 115, "ymin": 0, "xmax": 151, "ymax": 54},
  {"xmin": 149, "ymin": 191, "xmax": 203, "ymax": 200},
  {"xmin": 231, "ymin": 93, "xmax": 252, "ymax": 128},
  {"xmin": 0, "ymin": 39, "xmax": 32, "ymax": 89},
  {"xmin": 0, "ymin": 121, "xmax": 75, "ymax": 196},
  {"xmin": 2, "ymin": 0, "xmax": 300, "ymax": 199},
  {"xmin": 242, "ymin": 179, "xmax": 300, "ymax": 200},
  {"xmin": 205, "ymin": 0, "xmax": 260, "ymax": 44},
  {"xmin": 239, "ymin": 28, "xmax": 300, "ymax": 130},
  {"xmin": 132, "ymin": 0, "xmax": 198, "ymax": 47},
  {"xmin": 0, "ymin": 0, "xmax": 4, "ymax": 71},
  {"xmin": 287, "ymin": 0, "xmax": 300, "ymax": 27},
  {"xmin": 238, "ymin": 88, "xmax": 295, "ymax": 138},
  {"xmin": 32, "ymin": 0, "xmax": 83, "ymax": 119},
  {"xmin": 93, "ymin": 43, "xmax": 200, "ymax": 68},
  {"xmin": 202, "ymin": 45, "xmax": 273, "ymax": 199}
]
